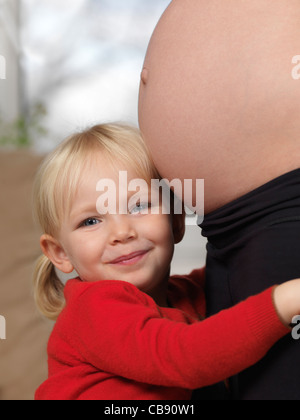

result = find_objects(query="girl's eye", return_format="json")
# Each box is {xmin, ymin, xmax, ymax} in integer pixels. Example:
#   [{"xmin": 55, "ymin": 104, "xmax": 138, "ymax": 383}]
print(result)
[
  {"xmin": 130, "ymin": 202, "xmax": 150, "ymax": 215},
  {"xmin": 81, "ymin": 218, "xmax": 101, "ymax": 227}
]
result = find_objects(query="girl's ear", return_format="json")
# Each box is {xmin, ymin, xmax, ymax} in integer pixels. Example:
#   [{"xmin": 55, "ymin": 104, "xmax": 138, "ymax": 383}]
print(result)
[
  {"xmin": 40, "ymin": 235, "xmax": 74, "ymax": 274},
  {"xmin": 172, "ymin": 210, "xmax": 186, "ymax": 245}
]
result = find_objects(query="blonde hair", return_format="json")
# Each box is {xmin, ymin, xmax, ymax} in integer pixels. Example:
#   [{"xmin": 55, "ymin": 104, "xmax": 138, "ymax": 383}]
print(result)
[{"xmin": 33, "ymin": 123, "xmax": 160, "ymax": 320}]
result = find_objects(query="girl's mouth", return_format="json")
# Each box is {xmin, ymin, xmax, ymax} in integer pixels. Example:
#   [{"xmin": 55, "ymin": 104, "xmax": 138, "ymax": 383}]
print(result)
[{"xmin": 109, "ymin": 250, "xmax": 149, "ymax": 266}]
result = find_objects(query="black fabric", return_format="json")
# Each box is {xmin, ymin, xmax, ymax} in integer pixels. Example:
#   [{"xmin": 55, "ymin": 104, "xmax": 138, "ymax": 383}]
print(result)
[{"xmin": 197, "ymin": 169, "xmax": 300, "ymax": 400}]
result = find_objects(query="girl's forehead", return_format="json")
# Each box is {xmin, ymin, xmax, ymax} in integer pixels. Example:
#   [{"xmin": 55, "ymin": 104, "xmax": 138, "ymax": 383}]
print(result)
[
  {"xmin": 74, "ymin": 153, "xmax": 152, "ymax": 202},
  {"xmin": 69, "ymin": 156, "xmax": 153, "ymax": 219},
  {"xmin": 82, "ymin": 154, "xmax": 145, "ymax": 184},
  {"xmin": 66, "ymin": 149, "xmax": 155, "ymax": 218}
]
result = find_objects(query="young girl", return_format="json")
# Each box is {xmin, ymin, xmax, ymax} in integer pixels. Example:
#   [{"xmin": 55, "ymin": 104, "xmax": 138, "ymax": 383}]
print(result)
[{"xmin": 33, "ymin": 123, "xmax": 299, "ymax": 400}]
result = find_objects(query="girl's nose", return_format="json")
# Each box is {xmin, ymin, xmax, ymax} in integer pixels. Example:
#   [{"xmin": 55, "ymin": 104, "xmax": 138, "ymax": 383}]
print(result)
[{"xmin": 109, "ymin": 215, "xmax": 137, "ymax": 245}]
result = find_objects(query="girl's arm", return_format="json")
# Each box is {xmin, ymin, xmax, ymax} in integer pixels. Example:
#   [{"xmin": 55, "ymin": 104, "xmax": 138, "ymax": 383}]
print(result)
[{"xmin": 71, "ymin": 280, "xmax": 291, "ymax": 390}]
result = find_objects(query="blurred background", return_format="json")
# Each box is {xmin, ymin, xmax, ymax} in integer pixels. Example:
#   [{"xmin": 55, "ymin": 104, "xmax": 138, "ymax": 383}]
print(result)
[{"xmin": 0, "ymin": 0, "xmax": 207, "ymax": 400}]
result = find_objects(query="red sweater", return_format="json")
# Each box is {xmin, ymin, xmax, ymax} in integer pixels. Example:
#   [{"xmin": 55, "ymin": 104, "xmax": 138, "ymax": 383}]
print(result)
[{"xmin": 35, "ymin": 269, "xmax": 289, "ymax": 400}]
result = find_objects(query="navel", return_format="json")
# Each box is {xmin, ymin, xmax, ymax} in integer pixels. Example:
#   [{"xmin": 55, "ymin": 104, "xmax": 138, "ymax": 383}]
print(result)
[{"xmin": 140, "ymin": 67, "xmax": 149, "ymax": 85}]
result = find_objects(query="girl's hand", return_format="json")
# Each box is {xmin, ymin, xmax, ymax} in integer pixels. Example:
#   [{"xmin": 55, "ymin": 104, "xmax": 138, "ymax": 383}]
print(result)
[{"xmin": 273, "ymin": 279, "xmax": 300, "ymax": 326}]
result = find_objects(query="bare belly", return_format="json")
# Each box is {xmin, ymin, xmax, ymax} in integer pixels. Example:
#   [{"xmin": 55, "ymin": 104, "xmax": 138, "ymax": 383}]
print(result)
[{"xmin": 139, "ymin": 0, "xmax": 300, "ymax": 214}]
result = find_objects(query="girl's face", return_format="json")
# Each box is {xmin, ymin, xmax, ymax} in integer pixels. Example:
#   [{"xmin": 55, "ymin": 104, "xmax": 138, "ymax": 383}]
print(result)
[{"xmin": 42, "ymin": 153, "xmax": 184, "ymax": 306}]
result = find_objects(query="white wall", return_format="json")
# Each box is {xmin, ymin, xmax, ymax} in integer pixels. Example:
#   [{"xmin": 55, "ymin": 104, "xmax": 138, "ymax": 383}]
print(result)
[
  {"xmin": 0, "ymin": 0, "xmax": 20, "ymax": 121},
  {"xmin": 171, "ymin": 225, "xmax": 207, "ymax": 275}
]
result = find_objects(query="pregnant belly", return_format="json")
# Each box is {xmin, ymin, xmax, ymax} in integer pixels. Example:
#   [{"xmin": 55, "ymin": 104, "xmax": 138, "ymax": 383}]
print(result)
[{"xmin": 139, "ymin": 0, "xmax": 300, "ymax": 214}]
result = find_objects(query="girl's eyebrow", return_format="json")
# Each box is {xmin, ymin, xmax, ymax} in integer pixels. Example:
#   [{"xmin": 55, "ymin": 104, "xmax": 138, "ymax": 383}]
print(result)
[{"xmin": 70, "ymin": 204, "xmax": 99, "ymax": 221}]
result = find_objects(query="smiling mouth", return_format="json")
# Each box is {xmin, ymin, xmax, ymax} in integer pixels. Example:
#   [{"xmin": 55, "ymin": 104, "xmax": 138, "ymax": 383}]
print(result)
[{"xmin": 108, "ymin": 250, "xmax": 149, "ymax": 266}]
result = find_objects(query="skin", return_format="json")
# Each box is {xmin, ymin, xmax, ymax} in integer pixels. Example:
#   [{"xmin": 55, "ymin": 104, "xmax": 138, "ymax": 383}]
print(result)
[
  {"xmin": 40, "ymin": 154, "xmax": 185, "ymax": 307},
  {"xmin": 139, "ymin": 0, "xmax": 300, "ymax": 214}
]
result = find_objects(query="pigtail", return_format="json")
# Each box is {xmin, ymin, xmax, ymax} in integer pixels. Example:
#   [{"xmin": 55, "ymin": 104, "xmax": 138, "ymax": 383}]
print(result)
[{"xmin": 33, "ymin": 255, "xmax": 65, "ymax": 321}]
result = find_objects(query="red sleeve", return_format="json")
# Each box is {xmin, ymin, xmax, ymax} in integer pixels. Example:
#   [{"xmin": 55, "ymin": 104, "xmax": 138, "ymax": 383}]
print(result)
[{"xmin": 70, "ymin": 281, "xmax": 289, "ymax": 390}]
